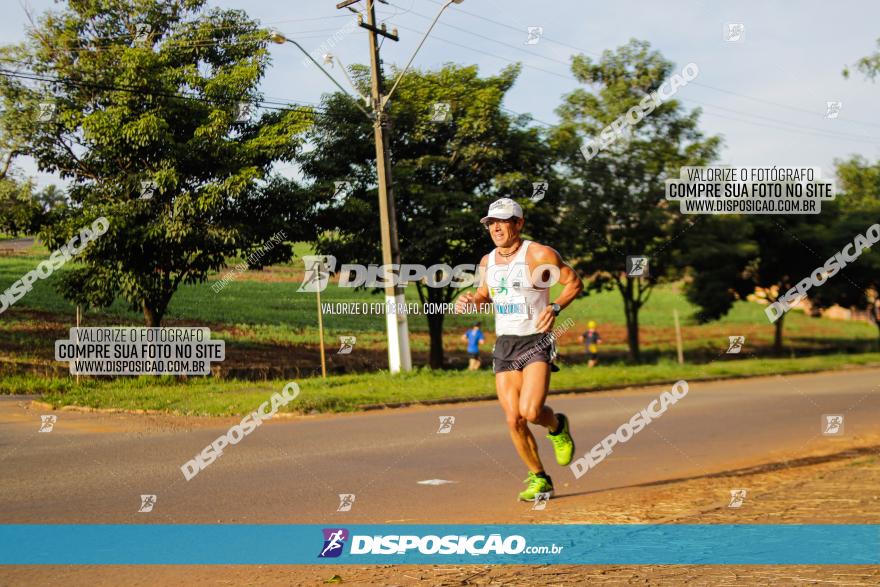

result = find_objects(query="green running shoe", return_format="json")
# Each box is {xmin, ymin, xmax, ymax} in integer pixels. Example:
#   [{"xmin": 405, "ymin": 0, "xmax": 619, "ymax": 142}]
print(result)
[
  {"xmin": 518, "ymin": 471, "xmax": 553, "ymax": 501},
  {"xmin": 547, "ymin": 413, "xmax": 575, "ymax": 466}
]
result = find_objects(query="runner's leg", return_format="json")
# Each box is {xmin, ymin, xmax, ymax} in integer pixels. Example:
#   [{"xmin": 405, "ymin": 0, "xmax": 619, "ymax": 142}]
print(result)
[
  {"xmin": 496, "ymin": 370, "xmax": 544, "ymax": 472},
  {"xmin": 519, "ymin": 361, "xmax": 558, "ymax": 431},
  {"xmin": 522, "ymin": 360, "xmax": 575, "ymax": 467}
]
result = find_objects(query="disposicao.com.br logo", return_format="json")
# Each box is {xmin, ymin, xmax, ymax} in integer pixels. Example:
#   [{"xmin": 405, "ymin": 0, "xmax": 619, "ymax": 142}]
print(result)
[{"xmin": 318, "ymin": 528, "xmax": 563, "ymax": 557}]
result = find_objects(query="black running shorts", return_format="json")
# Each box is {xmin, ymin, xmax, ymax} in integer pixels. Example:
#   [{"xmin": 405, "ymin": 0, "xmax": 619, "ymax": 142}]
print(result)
[{"xmin": 492, "ymin": 333, "xmax": 554, "ymax": 373}]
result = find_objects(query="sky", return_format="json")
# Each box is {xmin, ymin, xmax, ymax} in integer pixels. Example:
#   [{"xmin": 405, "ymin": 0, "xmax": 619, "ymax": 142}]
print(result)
[{"xmin": 3, "ymin": 0, "xmax": 880, "ymax": 188}]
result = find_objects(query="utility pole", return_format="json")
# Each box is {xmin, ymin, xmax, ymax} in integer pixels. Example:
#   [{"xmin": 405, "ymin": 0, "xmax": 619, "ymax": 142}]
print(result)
[
  {"xmin": 338, "ymin": 0, "xmax": 412, "ymax": 372},
  {"xmin": 329, "ymin": 0, "xmax": 460, "ymax": 372},
  {"xmin": 276, "ymin": 1, "xmax": 461, "ymax": 374}
]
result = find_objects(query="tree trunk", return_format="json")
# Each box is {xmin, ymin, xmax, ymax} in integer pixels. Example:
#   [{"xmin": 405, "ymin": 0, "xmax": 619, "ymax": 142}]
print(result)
[
  {"xmin": 427, "ymin": 310, "xmax": 445, "ymax": 369},
  {"xmin": 773, "ymin": 313, "xmax": 785, "ymax": 356},
  {"xmin": 142, "ymin": 302, "xmax": 163, "ymax": 327},
  {"xmin": 623, "ymin": 300, "xmax": 641, "ymax": 363},
  {"xmin": 425, "ymin": 286, "xmax": 447, "ymax": 369}
]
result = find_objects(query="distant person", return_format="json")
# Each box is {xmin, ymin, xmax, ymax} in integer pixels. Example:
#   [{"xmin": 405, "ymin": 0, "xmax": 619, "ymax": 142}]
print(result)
[
  {"xmin": 462, "ymin": 322, "xmax": 486, "ymax": 370},
  {"xmin": 578, "ymin": 321, "xmax": 602, "ymax": 367}
]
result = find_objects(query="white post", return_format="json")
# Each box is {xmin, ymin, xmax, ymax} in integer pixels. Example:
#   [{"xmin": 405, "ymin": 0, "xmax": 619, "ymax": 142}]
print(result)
[
  {"xmin": 75, "ymin": 305, "xmax": 81, "ymax": 384},
  {"xmin": 673, "ymin": 309, "xmax": 684, "ymax": 365}
]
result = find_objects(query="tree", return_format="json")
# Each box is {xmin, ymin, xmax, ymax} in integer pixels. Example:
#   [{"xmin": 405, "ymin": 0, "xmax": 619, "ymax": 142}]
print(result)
[
  {"xmin": 0, "ymin": 53, "xmax": 50, "ymax": 236},
  {"xmin": 0, "ymin": 174, "xmax": 43, "ymax": 236},
  {"xmin": 0, "ymin": 165, "xmax": 64, "ymax": 235},
  {"xmin": 34, "ymin": 184, "xmax": 67, "ymax": 213},
  {"xmin": 0, "ymin": 0, "xmax": 315, "ymax": 325},
  {"xmin": 843, "ymin": 37, "xmax": 880, "ymax": 80},
  {"xmin": 301, "ymin": 63, "xmax": 553, "ymax": 368},
  {"xmin": 689, "ymin": 36, "xmax": 880, "ymax": 355},
  {"xmin": 809, "ymin": 156, "xmax": 880, "ymax": 348},
  {"xmin": 682, "ymin": 213, "xmax": 836, "ymax": 355},
  {"xmin": 551, "ymin": 39, "xmax": 721, "ymax": 362}
]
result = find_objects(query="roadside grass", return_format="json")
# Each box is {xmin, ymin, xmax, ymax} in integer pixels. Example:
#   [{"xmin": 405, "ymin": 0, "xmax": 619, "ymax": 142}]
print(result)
[{"xmin": 9, "ymin": 352, "xmax": 879, "ymax": 416}]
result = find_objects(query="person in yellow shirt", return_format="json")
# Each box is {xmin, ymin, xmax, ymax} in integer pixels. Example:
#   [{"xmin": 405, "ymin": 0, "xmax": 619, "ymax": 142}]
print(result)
[{"xmin": 578, "ymin": 321, "xmax": 602, "ymax": 368}]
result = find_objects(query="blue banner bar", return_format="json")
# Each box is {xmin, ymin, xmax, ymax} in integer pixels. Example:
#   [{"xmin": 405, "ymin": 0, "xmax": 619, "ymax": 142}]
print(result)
[{"xmin": 1, "ymin": 524, "xmax": 877, "ymax": 565}]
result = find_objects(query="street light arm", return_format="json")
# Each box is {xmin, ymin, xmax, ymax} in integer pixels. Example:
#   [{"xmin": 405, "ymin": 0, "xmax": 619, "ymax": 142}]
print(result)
[
  {"xmin": 271, "ymin": 32, "xmax": 373, "ymax": 121},
  {"xmin": 334, "ymin": 55, "xmax": 370, "ymax": 103},
  {"xmin": 381, "ymin": 0, "xmax": 459, "ymax": 109}
]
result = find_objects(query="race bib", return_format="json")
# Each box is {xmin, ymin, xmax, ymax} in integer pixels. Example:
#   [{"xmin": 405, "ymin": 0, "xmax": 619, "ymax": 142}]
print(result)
[{"xmin": 494, "ymin": 295, "xmax": 529, "ymax": 321}]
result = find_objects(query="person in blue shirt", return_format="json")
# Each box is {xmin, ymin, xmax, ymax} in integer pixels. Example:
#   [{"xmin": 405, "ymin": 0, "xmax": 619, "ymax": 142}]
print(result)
[{"xmin": 462, "ymin": 322, "xmax": 486, "ymax": 370}]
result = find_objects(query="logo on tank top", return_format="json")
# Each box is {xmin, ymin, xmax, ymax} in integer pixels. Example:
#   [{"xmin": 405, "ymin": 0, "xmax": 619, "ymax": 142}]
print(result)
[
  {"xmin": 490, "ymin": 277, "xmax": 509, "ymax": 298},
  {"xmin": 490, "ymin": 265, "xmax": 532, "ymax": 320}
]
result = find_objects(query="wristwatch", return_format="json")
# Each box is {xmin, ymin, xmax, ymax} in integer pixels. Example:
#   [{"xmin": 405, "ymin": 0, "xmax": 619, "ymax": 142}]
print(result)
[{"xmin": 551, "ymin": 303, "xmax": 561, "ymax": 316}]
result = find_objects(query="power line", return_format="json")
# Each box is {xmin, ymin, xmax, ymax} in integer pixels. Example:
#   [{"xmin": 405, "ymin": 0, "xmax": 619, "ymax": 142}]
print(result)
[
  {"xmin": 7, "ymin": 28, "xmax": 347, "ymax": 59},
  {"xmin": 14, "ymin": 13, "xmax": 355, "ymax": 46},
  {"xmin": 387, "ymin": 2, "xmax": 576, "ymax": 70},
  {"xmin": 697, "ymin": 108, "xmax": 880, "ymax": 145},
  {"xmin": 417, "ymin": 0, "xmax": 880, "ymax": 130},
  {"xmin": 387, "ymin": 21, "xmax": 880, "ymax": 143},
  {"xmin": 392, "ymin": 22, "xmax": 572, "ymax": 81},
  {"xmin": 684, "ymin": 81, "xmax": 880, "ymax": 130},
  {"xmin": 2, "ymin": 62, "xmax": 534, "ymax": 131},
  {"xmin": 8, "ymin": 17, "xmax": 874, "ymax": 146},
  {"xmin": 0, "ymin": 5, "xmax": 565, "ymax": 127},
  {"xmin": 0, "ymin": 68, "xmax": 323, "ymax": 116},
  {"xmin": 680, "ymin": 97, "xmax": 880, "ymax": 144}
]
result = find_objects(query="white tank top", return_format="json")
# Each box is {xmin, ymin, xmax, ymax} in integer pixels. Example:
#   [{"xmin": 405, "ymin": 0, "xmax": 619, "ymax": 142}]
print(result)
[{"xmin": 486, "ymin": 240, "xmax": 549, "ymax": 336}]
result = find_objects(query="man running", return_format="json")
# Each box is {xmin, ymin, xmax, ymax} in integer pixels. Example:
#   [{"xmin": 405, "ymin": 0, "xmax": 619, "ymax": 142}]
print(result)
[{"xmin": 455, "ymin": 198, "xmax": 583, "ymax": 501}]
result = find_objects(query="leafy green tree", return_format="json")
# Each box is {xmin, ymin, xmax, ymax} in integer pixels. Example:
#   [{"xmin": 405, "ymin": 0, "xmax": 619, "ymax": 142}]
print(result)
[
  {"xmin": 0, "ymin": 50, "xmax": 49, "ymax": 235},
  {"xmin": 551, "ymin": 39, "xmax": 721, "ymax": 362},
  {"xmin": 0, "ymin": 0, "xmax": 314, "ymax": 325},
  {"xmin": 34, "ymin": 184, "xmax": 67, "ymax": 213},
  {"xmin": 0, "ymin": 174, "xmax": 43, "ymax": 235},
  {"xmin": 809, "ymin": 156, "xmax": 880, "ymax": 347},
  {"xmin": 682, "ymin": 213, "xmax": 836, "ymax": 355},
  {"xmin": 678, "ymin": 215, "xmax": 755, "ymax": 322},
  {"xmin": 844, "ymin": 37, "xmax": 880, "ymax": 80},
  {"xmin": 689, "ymin": 38, "xmax": 880, "ymax": 355},
  {"xmin": 301, "ymin": 63, "xmax": 553, "ymax": 368}
]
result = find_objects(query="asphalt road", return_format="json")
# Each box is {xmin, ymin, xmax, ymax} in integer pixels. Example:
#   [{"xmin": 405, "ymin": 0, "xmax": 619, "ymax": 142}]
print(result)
[{"xmin": 1, "ymin": 368, "xmax": 878, "ymax": 524}]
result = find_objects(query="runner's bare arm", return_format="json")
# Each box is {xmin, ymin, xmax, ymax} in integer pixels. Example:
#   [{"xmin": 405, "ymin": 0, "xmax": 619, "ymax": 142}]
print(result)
[
  {"xmin": 528, "ymin": 244, "xmax": 584, "ymax": 332},
  {"xmin": 455, "ymin": 254, "xmax": 491, "ymax": 313}
]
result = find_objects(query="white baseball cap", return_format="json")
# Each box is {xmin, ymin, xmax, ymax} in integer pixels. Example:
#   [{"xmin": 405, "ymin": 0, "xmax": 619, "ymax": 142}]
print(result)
[{"xmin": 480, "ymin": 197, "xmax": 523, "ymax": 224}]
